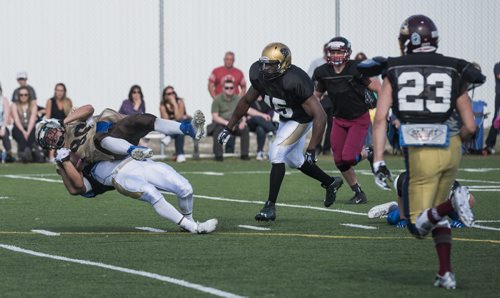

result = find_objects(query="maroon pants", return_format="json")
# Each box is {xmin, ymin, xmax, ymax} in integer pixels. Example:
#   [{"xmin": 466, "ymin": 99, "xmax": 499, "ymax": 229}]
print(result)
[{"xmin": 330, "ymin": 112, "xmax": 370, "ymax": 168}]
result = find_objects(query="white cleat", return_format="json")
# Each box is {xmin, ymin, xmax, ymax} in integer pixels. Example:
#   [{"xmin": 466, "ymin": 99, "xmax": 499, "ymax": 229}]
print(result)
[
  {"xmin": 434, "ymin": 271, "xmax": 456, "ymax": 289},
  {"xmin": 451, "ymin": 186, "xmax": 474, "ymax": 227},
  {"xmin": 192, "ymin": 110, "xmax": 206, "ymax": 141},
  {"xmin": 368, "ymin": 201, "xmax": 398, "ymax": 219},
  {"xmin": 195, "ymin": 218, "xmax": 218, "ymax": 234},
  {"xmin": 129, "ymin": 146, "xmax": 154, "ymax": 161}
]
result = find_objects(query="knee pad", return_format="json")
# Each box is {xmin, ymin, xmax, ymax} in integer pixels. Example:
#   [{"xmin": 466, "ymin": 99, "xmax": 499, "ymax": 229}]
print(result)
[{"xmin": 336, "ymin": 163, "xmax": 351, "ymax": 172}]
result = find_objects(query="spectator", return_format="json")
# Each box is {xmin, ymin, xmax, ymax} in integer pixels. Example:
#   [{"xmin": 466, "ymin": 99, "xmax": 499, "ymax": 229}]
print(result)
[
  {"xmin": 11, "ymin": 86, "xmax": 41, "ymax": 162},
  {"xmin": 0, "ymin": 83, "xmax": 14, "ymax": 162},
  {"xmin": 483, "ymin": 61, "xmax": 500, "ymax": 155},
  {"xmin": 246, "ymin": 96, "xmax": 277, "ymax": 160},
  {"xmin": 11, "ymin": 71, "xmax": 37, "ymax": 103},
  {"xmin": 159, "ymin": 86, "xmax": 191, "ymax": 163},
  {"xmin": 208, "ymin": 51, "xmax": 247, "ymax": 99},
  {"xmin": 211, "ymin": 79, "xmax": 249, "ymax": 161},
  {"xmin": 307, "ymin": 43, "xmax": 333, "ymax": 155},
  {"xmin": 119, "ymin": 85, "xmax": 146, "ymax": 116},
  {"xmin": 44, "ymin": 83, "xmax": 73, "ymax": 162}
]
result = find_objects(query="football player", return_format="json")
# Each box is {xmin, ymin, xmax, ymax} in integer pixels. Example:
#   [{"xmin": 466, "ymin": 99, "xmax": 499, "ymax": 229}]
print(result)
[
  {"xmin": 371, "ymin": 15, "xmax": 485, "ymax": 289},
  {"xmin": 55, "ymin": 148, "xmax": 217, "ymax": 234},
  {"xmin": 36, "ymin": 105, "xmax": 205, "ymax": 166},
  {"xmin": 312, "ymin": 37, "xmax": 382, "ymax": 204},
  {"xmin": 217, "ymin": 42, "xmax": 343, "ymax": 221}
]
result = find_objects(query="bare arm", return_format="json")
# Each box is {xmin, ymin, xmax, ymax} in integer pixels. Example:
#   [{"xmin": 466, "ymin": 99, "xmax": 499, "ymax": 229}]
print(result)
[
  {"xmin": 64, "ymin": 104, "xmax": 94, "ymax": 125},
  {"xmin": 57, "ymin": 160, "xmax": 86, "ymax": 195},
  {"xmin": 159, "ymin": 104, "xmax": 169, "ymax": 119},
  {"xmin": 367, "ymin": 76, "xmax": 382, "ymax": 95},
  {"xmin": 26, "ymin": 101, "xmax": 38, "ymax": 135},
  {"xmin": 11, "ymin": 104, "xmax": 26, "ymax": 133},
  {"xmin": 208, "ymin": 81, "xmax": 217, "ymax": 99},
  {"xmin": 372, "ymin": 77, "xmax": 393, "ymax": 162},
  {"xmin": 456, "ymin": 92, "xmax": 476, "ymax": 141},
  {"xmin": 212, "ymin": 112, "xmax": 230, "ymax": 126},
  {"xmin": 226, "ymin": 86, "xmax": 260, "ymax": 131},
  {"xmin": 239, "ymin": 79, "xmax": 247, "ymax": 96},
  {"xmin": 44, "ymin": 99, "xmax": 52, "ymax": 119},
  {"xmin": 301, "ymin": 95, "xmax": 326, "ymax": 151}
]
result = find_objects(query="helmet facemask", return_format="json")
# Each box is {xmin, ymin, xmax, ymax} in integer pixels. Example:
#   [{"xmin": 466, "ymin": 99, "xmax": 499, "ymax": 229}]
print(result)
[
  {"xmin": 36, "ymin": 120, "xmax": 65, "ymax": 149},
  {"xmin": 259, "ymin": 57, "xmax": 283, "ymax": 80},
  {"xmin": 325, "ymin": 38, "xmax": 352, "ymax": 66}
]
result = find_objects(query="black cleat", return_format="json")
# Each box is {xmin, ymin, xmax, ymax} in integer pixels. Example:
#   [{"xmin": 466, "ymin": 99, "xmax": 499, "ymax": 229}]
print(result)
[
  {"xmin": 323, "ymin": 177, "xmax": 343, "ymax": 207},
  {"xmin": 346, "ymin": 191, "xmax": 368, "ymax": 204},
  {"xmin": 255, "ymin": 201, "xmax": 276, "ymax": 221}
]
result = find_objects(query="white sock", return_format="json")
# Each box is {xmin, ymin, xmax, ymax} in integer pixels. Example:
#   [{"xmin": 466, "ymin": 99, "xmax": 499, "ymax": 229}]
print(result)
[
  {"xmin": 178, "ymin": 194, "xmax": 194, "ymax": 220},
  {"xmin": 100, "ymin": 137, "xmax": 134, "ymax": 155},
  {"xmin": 154, "ymin": 118, "xmax": 183, "ymax": 135},
  {"xmin": 151, "ymin": 198, "xmax": 197, "ymax": 232}
]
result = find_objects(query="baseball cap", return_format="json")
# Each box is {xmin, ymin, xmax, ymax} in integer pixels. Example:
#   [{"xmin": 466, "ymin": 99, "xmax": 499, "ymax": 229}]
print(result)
[{"xmin": 17, "ymin": 71, "xmax": 28, "ymax": 80}]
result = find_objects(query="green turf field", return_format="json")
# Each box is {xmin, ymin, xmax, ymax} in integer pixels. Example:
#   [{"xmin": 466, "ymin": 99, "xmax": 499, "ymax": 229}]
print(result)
[{"xmin": 0, "ymin": 154, "xmax": 499, "ymax": 297}]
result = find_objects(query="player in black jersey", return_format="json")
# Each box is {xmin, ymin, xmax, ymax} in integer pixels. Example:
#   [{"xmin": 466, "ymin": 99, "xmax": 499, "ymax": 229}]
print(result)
[
  {"xmin": 371, "ymin": 15, "xmax": 485, "ymax": 289},
  {"xmin": 313, "ymin": 37, "xmax": 381, "ymax": 204},
  {"xmin": 217, "ymin": 42, "xmax": 343, "ymax": 221}
]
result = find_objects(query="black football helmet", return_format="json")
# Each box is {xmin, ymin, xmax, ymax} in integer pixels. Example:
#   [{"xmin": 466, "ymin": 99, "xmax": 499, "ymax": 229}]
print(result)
[
  {"xmin": 325, "ymin": 37, "xmax": 352, "ymax": 65},
  {"xmin": 259, "ymin": 42, "xmax": 292, "ymax": 80},
  {"xmin": 399, "ymin": 14, "xmax": 439, "ymax": 55},
  {"xmin": 36, "ymin": 119, "xmax": 66, "ymax": 149}
]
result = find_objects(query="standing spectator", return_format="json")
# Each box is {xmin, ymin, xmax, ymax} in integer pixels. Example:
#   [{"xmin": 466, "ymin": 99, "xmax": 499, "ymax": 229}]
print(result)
[
  {"xmin": 11, "ymin": 86, "xmax": 39, "ymax": 162},
  {"xmin": 0, "ymin": 83, "xmax": 13, "ymax": 162},
  {"xmin": 246, "ymin": 96, "xmax": 277, "ymax": 160},
  {"xmin": 208, "ymin": 51, "xmax": 247, "ymax": 98},
  {"xmin": 159, "ymin": 86, "xmax": 191, "ymax": 163},
  {"xmin": 211, "ymin": 79, "xmax": 249, "ymax": 161},
  {"xmin": 307, "ymin": 43, "xmax": 333, "ymax": 155},
  {"xmin": 44, "ymin": 83, "xmax": 73, "ymax": 162},
  {"xmin": 11, "ymin": 71, "xmax": 37, "ymax": 103},
  {"xmin": 217, "ymin": 42, "xmax": 343, "ymax": 221},
  {"xmin": 372, "ymin": 15, "xmax": 484, "ymax": 289},
  {"xmin": 119, "ymin": 85, "xmax": 146, "ymax": 116},
  {"xmin": 313, "ymin": 37, "xmax": 381, "ymax": 204},
  {"xmin": 483, "ymin": 61, "xmax": 500, "ymax": 155}
]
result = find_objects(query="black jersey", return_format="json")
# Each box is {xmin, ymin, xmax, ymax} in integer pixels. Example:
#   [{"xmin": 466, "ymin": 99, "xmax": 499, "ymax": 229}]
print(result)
[
  {"xmin": 249, "ymin": 62, "xmax": 313, "ymax": 123},
  {"xmin": 313, "ymin": 60, "xmax": 370, "ymax": 119},
  {"xmin": 385, "ymin": 53, "xmax": 484, "ymax": 124}
]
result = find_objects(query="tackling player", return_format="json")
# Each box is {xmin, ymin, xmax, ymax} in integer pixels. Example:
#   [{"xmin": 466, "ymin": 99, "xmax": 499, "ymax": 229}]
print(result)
[
  {"xmin": 371, "ymin": 15, "xmax": 485, "ymax": 289},
  {"xmin": 217, "ymin": 42, "xmax": 343, "ymax": 221}
]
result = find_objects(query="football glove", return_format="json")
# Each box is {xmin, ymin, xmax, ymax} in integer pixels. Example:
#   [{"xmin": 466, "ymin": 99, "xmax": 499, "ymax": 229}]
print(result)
[
  {"xmin": 373, "ymin": 160, "xmax": 392, "ymax": 190},
  {"xmin": 216, "ymin": 127, "xmax": 232, "ymax": 145},
  {"xmin": 55, "ymin": 148, "xmax": 72, "ymax": 164},
  {"xmin": 304, "ymin": 149, "xmax": 317, "ymax": 165}
]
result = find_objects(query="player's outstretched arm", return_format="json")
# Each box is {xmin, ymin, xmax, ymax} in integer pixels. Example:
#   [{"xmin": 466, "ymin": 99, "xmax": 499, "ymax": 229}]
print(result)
[
  {"xmin": 302, "ymin": 95, "xmax": 326, "ymax": 151},
  {"xmin": 63, "ymin": 104, "xmax": 95, "ymax": 125},
  {"xmin": 226, "ymin": 86, "xmax": 259, "ymax": 131}
]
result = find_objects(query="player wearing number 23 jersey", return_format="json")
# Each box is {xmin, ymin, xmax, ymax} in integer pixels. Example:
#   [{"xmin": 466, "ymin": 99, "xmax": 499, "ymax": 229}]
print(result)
[
  {"xmin": 371, "ymin": 14, "xmax": 485, "ymax": 289},
  {"xmin": 217, "ymin": 42, "xmax": 343, "ymax": 221}
]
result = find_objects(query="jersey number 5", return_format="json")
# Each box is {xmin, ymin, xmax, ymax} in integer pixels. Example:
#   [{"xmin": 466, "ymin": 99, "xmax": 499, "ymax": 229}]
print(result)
[
  {"xmin": 397, "ymin": 72, "xmax": 452, "ymax": 113},
  {"xmin": 263, "ymin": 95, "xmax": 293, "ymax": 118}
]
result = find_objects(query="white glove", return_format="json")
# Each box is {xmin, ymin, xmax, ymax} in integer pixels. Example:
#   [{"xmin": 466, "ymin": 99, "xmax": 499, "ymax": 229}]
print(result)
[
  {"xmin": 85, "ymin": 117, "xmax": 95, "ymax": 128},
  {"xmin": 55, "ymin": 148, "xmax": 72, "ymax": 164},
  {"xmin": 373, "ymin": 160, "xmax": 392, "ymax": 190}
]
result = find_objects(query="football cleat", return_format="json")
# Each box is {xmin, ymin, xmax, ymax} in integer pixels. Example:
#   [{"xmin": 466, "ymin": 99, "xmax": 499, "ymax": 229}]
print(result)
[
  {"xmin": 450, "ymin": 220, "xmax": 465, "ymax": 229},
  {"xmin": 323, "ymin": 177, "xmax": 344, "ymax": 207},
  {"xmin": 368, "ymin": 201, "xmax": 398, "ymax": 218},
  {"xmin": 346, "ymin": 192, "xmax": 368, "ymax": 204},
  {"xmin": 415, "ymin": 209, "xmax": 434, "ymax": 238},
  {"xmin": 127, "ymin": 146, "xmax": 154, "ymax": 161},
  {"xmin": 433, "ymin": 272, "xmax": 456, "ymax": 289},
  {"xmin": 255, "ymin": 201, "xmax": 276, "ymax": 221},
  {"xmin": 194, "ymin": 218, "xmax": 218, "ymax": 234},
  {"xmin": 180, "ymin": 110, "xmax": 206, "ymax": 140},
  {"xmin": 451, "ymin": 186, "xmax": 474, "ymax": 227},
  {"xmin": 395, "ymin": 219, "xmax": 408, "ymax": 228}
]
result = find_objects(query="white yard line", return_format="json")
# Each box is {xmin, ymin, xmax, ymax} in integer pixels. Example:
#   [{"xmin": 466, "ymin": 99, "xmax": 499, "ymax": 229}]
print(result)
[
  {"xmin": 472, "ymin": 224, "xmax": 500, "ymax": 231},
  {"xmin": 475, "ymin": 220, "xmax": 500, "ymax": 223},
  {"xmin": 340, "ymin": 223, "xmax": 378, "ymax": 230},
  {"xmin": 0, "ymin": 196, "xmax": 13, "ymax": 200},
  {"xmin": 135, "ymin": 227, "xmax": 167, "ymax": 233},
  {"xmin": 237, "ymin": 225, "xmax": 271, "ymax": 231},
  {"xmin": 31, "ymin": 229, "xmax": 60, "ymax": 236},
  {"xmin": 0, "ymin": 244, "xmax": 246, "ymax": 298}
]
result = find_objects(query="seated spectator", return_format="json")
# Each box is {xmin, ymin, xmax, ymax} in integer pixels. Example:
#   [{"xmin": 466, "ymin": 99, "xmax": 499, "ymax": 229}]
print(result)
[
  {"xmin": 159, "ymin": 86, "xmax": 191, "ymax": 163},
  {"xmin": 211, "ymin": 79, "xmax": 249, "ymax": 161},
  {"xmin": 44, "ymin": 83, "xmax": 73, "ymax": 162},
  {"xmin": 246, "ymin": 96, "xmax": 277, "ymax": 160},
  {"xmin": 10, "ymin": 86, "xmax": 44, "ymax": 162},
  {"xmin": 0, "ymin": 83, "xmax": 14, "ymax": 162},
  {"xmin": 119, "ymin": 85, "xmax": 146, "ymax": 116},
  {"xmin": 12, "ymin": 71, "xmax": 37, "ymax": 103}
]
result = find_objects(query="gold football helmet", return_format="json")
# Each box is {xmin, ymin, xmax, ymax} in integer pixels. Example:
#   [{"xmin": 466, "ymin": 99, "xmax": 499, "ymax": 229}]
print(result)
[{"xmin": 259, "ymin": 42, "xmax": 292, "ymax": 80}]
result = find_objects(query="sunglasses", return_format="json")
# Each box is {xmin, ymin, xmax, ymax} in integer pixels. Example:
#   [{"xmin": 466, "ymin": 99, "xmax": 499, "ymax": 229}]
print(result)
[
  {"xmin": 19, "ymin": 93, "xmax": 29, "ymax": 97},
  {"xmin": 132, "ymin": 90, "xmax": 142, "ymax": 94},
  {"xmin": 224, "ymin": 86, "xmax": 234, "ymax": 90},
  {"xmin": 164, "ymin": 92, "xmax": 174, "ymax": 96}
]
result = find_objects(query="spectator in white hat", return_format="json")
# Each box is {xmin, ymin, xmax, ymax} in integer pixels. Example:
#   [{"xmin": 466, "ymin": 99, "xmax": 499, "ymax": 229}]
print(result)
[{"xmin": 12, "ymin": 71, "xmax": 37, "ymax": 103}]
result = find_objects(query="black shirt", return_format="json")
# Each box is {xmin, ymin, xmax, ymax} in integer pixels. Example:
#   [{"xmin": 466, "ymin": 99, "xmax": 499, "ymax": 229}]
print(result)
[{"xmin": 249, "ymin": 62, "xmax": 313, "ymax": 123}]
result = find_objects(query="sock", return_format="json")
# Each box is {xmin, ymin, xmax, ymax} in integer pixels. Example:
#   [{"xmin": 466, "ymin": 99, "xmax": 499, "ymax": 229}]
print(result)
[
  {"xmin": 350, "ymin": 183, "xmax": 362, "ymax": 194},
  {"xmin": 433, "ymin": 227, "xmax": 452, "ymax": 275},
  {"xmin": 298, "ymin": 160, "xmax": 334, "ymax": 186},
  {"xmin": 154, "ymin": 118, "xmax": 183, "ymax": 135},
  {"xmin": 268, "ymin": 163, "xmax": 286, "ymax": 203},
  {"xmin": 436, "ymin": 200, "xmax": 454, "ymax": 217},
  {"xmin": 177, "ymin": 194, "xmax": 194, "ymax": 220},
  {"xmin": 100, "ymin": 137, "xmax": 134, "ymax": 155},
  {"xmin": 427, "ymin": 208, "xmax": 442, "ymax": 224}
]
